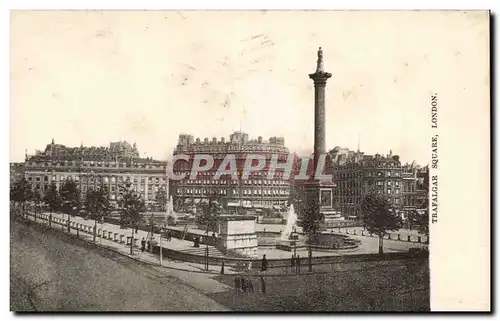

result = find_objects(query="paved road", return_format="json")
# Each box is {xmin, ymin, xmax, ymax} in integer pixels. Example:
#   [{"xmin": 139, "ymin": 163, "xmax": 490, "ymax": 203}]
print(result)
[{"xmin": 10, "ymin": 220, "xmax": 229, "ymax": 312}]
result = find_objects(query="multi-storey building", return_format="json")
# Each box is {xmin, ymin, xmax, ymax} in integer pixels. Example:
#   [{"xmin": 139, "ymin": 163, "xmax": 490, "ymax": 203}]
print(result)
[
  {"xmin": 171, "ymin": 131, "xmax": 291, "ymax": 213},
  {"xmin": 330, "ymin": 147, "xmax": 403, "ymax": 218},
  {"xmin": 24, "ymin": 139, "xmax": 168, "ymax": 206}
]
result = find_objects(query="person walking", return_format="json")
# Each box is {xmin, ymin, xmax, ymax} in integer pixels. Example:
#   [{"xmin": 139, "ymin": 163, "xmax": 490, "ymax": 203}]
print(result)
[
  {"xmin": 260, "ymin": 276, "xmax": 266, "ymax": 295},
  {"xmin": 234, "ymin": 276, "xmax": 241, "ymax": 293},
  {"xmin": 261, "ymin": 254, "xmax": 268, "ymax": 272},
  {"xmin": 221, "ymin": 260, "xmax": 225, "ymax": 275},
  {"xmin": 248, "ymin": 278, "xmax": 254, "ymax": 293},
  {"xmin": 241, "ymin": 277, "xmax": 247, "ymax": 293},
  {"xmin": 141, "ymin": 238, "xmax": 146, "ymax": 252}
]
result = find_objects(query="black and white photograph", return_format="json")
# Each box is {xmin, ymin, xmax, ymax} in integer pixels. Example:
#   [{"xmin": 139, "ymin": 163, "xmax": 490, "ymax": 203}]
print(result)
[{"xmin": 8, "ymin": 10, "xmax": 490, "ymax": 312}]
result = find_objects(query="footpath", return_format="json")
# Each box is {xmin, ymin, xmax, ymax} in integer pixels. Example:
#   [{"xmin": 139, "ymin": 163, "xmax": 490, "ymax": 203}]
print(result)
[
  {"xmin": 19, "ymin": 211, "xmax": 427, "ymax": 278},
  {"xmin": 22, "ymin": 211, "xmax": 234, "ymax": 275}
]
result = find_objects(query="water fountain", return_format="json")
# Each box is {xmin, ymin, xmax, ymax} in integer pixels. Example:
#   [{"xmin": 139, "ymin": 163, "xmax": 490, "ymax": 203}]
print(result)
[
  {"xmin": 281, "ymin": 204, "xmax": 297, "ymax": 241},
  {"xmin": 165, "ymin": 196, "xmax": 178, "ymax": 225},
  {"xmin": 274, "ymin": 204, "xmax": 360, "ymax": 252}
]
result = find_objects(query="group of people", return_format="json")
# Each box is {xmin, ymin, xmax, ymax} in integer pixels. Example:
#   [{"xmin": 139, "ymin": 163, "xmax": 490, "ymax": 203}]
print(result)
[
  {"xmin": 163, "ymin": 230, "xmax": 173, "ymax": 241},
  {"xmin": 290, "ymin": 254, "xmax": 301, "ymax": 273},
  {"xmin": 234, "ymin": 276, "xmax": 266, "ymax": 294}
]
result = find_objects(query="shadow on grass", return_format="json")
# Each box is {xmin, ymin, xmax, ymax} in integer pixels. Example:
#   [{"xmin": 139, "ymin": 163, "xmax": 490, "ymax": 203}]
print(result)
[{"xmin": 207, "ymin": 259, "xmax": 430, "ymax": 312}]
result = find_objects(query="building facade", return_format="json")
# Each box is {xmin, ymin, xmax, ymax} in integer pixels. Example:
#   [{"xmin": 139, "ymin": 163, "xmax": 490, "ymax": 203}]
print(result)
[
  {"xmin": 330, "ymin": 148, "xmax": 403, "ymax": 218},
  {"xmin": 24, "ymin": 139, "xmax": 168, "ymax": 206},
  {"xmin": 171, "ymin": 131, "xmax": 291, "ymax": 213},
  {"xmin": 401, "ymin": 164, "xmax": 429, "ymax": 214}
]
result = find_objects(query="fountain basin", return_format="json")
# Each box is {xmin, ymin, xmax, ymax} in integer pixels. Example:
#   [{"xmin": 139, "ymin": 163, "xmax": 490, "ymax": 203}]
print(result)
[{"xmin": 275, "ymin": 233, "xmax": 360, "ymax": 252}]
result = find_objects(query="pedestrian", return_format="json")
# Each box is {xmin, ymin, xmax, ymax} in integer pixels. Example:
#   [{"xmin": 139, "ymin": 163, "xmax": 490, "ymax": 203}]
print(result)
[
  {"xmin": 241, "ymin": 277, "xmax": 247, "ymax": 293},
  {"xmin": 248, "ymin": 278, "xmax": 254, "ymax": 293},
  {"xmin": 296, "ymin": 255, "xmax": 301, "ymax": 274},
  {"xmin": 260, "ymin": 276, "xmax": 266, "ymax": 295},
  {"xmin": 141, "ymin": 238, "xmax": 146, "ymax": 252},
  {"xmin": 291, "ymin": 255, "xmax": 296, "ymax": 273},
  {"xmin": 221, "ymin": 260, "xmax": 225, "ymax": 275},
  {"xmin": 261, "ymin": 254, "xmax": 268, "ymax": 272},
  {"xmin": 234, "ymin": 275, "xmax": 241, "ymax": 293}
]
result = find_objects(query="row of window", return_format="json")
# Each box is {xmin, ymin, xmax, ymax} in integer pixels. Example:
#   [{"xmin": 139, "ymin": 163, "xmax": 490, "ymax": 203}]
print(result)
[
  {"xmin": 176, "ymin": 188, "xmax": 290, "ymax": 196},
  {"xmin": 173, "ymin": 171, "xmax": 288, "ymax": 179},
  {"xmin": 27, "ymin": 161, "xmax": 164, "ymax": 170},
  {"xmin": 179, "ymin": 179, "xmax": 289, "ymax": 186},
  {"xmin": 334, "ymin": 170, "xmax": 402, "ymax": 180},
  {"xmin": 337, "ymin": 196, "xmax": 401, "ymax": 205},
  {"xmin": 26, "ymin": 175, "xmax": 165, "ymax": 184}
]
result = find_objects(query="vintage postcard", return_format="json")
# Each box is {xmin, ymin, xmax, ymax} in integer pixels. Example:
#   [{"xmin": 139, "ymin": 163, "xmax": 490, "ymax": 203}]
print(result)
[{"xmin": 9, "ymin": 10, "xmax": 490, "ymax": 312}]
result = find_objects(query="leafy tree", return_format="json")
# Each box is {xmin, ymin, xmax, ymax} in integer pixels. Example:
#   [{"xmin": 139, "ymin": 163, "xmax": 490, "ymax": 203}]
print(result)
[
  {"xmin": 297, "ymin": 189, "xmax": 323, "ymax": 272},
  {"xmin": 119, "ymin": 183, "xmax": 146, "ymax": 229},
  {"xmin": 44, "ymin": 182, "xmax": 62, "ymax": 217},
  {"xmin": 119, "ymin": 183, "xmax": 146, "ymax": 254},
  {"xmin": 299, "ymin": 189, "xmax": 323, "ymax": 241},
  {"xmin": 361, "ymin": 193, "xmax": 403, "ymax": 254},
  {"xmin": 155, "ymin": 187, "xmax": 168, "ymax": 212},
  {"xmin": 417, "ymin": 198, "xmax": 429, "ymax": 237},
  {"xmin": 197, "ymin": 196, "xmax": 219, "ymax": 233},
  {"xmin": 10, "ymin": 177, "xmax": 32, "ymax": 216},
  {"xmin": 85, "ymin": 186, "xmax": 111, "ymax": 242},
  {"xmin": 406, "ymin": 210, "xmax": 419, "ymax": 230},
  {"xmin": 32, "ymin": 189, "xmax": 44, "ymax": 220},
  {"xmin": 60, "ymin": 179, "xmax": 80, "ymax": 217}
]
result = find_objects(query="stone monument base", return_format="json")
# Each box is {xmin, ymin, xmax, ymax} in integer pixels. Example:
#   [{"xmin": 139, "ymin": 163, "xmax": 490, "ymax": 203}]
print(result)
[{"xmin": 217, "ymin": 215, "xmax": 258, "ymax": 258}]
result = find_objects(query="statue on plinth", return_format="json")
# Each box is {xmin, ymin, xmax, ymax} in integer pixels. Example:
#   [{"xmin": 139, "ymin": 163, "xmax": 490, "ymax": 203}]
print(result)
[{"xmin": 316, "ymin": 47, "xmax": 324, "ymax": 72}]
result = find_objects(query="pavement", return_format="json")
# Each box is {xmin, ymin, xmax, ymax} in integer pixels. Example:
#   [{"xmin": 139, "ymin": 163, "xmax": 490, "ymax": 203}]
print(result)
[
  {"xmin": 25, "ymin": 211, "xmax": 232, "ymax": 275},
  {"xmin": 24, "ymin": 213, "xmax": 426, "ymax": 268}
]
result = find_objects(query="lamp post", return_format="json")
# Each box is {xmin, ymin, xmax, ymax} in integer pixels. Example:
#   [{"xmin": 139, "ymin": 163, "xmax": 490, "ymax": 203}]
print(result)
[
  {"xmin": 159, "ymin": 224, "xmax": 164, "ymax": 267},
  {"xmin": 130, "ymin": 222, "xmax": 135, "ymax": 255}
]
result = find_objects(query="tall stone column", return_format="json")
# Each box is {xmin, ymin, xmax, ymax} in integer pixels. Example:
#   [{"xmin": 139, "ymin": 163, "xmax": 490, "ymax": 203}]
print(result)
[{"xmin": 309, "ymin": 47, "xmax": 332, "ymax": 172}]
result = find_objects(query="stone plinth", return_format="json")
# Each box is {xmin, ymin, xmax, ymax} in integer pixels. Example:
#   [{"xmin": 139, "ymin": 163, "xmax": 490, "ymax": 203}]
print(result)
[{"xmin": 217, "ymin": 215, "xmax": 258, "ymax": 258}]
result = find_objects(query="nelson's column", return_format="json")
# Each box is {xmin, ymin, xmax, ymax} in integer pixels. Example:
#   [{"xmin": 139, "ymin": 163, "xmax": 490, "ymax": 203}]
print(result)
[{"xmin": 306, "ymin": 47, "xmax": 337, "ymax": 224}]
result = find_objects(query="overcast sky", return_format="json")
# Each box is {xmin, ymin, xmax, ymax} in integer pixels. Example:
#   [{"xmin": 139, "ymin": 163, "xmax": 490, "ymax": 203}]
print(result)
[{"xmin": 10, "ymin": 10, "xmax": 488, "ymax": 164}]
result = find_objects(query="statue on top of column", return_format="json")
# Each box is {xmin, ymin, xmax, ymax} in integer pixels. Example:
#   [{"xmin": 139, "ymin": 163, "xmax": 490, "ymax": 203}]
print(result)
[{"xmin": 316, "ymin": 47, "xmax": 324, "ymax": 72}]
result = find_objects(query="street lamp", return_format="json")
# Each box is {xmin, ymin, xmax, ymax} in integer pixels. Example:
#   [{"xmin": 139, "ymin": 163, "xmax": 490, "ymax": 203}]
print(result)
[{"xmin": 159, "ymin": 224, "xmax": 165, "ymax": 267}]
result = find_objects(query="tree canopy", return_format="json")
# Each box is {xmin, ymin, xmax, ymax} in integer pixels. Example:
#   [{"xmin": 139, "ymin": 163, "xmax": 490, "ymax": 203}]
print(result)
[
  {"xmin": 44, "ymin": 182, "xmax": 62, "ymax": 213},
  {"xmin": 119, "ymin": 183, "xmax": 146, "ymax": 228},
  {"xmin": 10, "ymin": 177, "xmax": 32, "ymax": 204},
  {"xmin": 60, "ymin": 179, "xmax": 80, "ymax": 216},
  {"xmin": 298, "ymin": 189, "xmax": 323, "ymax": 240},
  {"xmin": 197, "ymin": 196, "xmax": 219, "ymax": 233},
  {"xmin": 361, "ymin": 193, "xmax": 402, "ymax": 237},
  {"xmin": 155, "ymin": 187, "xmax": 168, "ymax": 212},
  {"xmin": 85, "ymin": 186, "xmax": 111, "ymax": 223}
]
